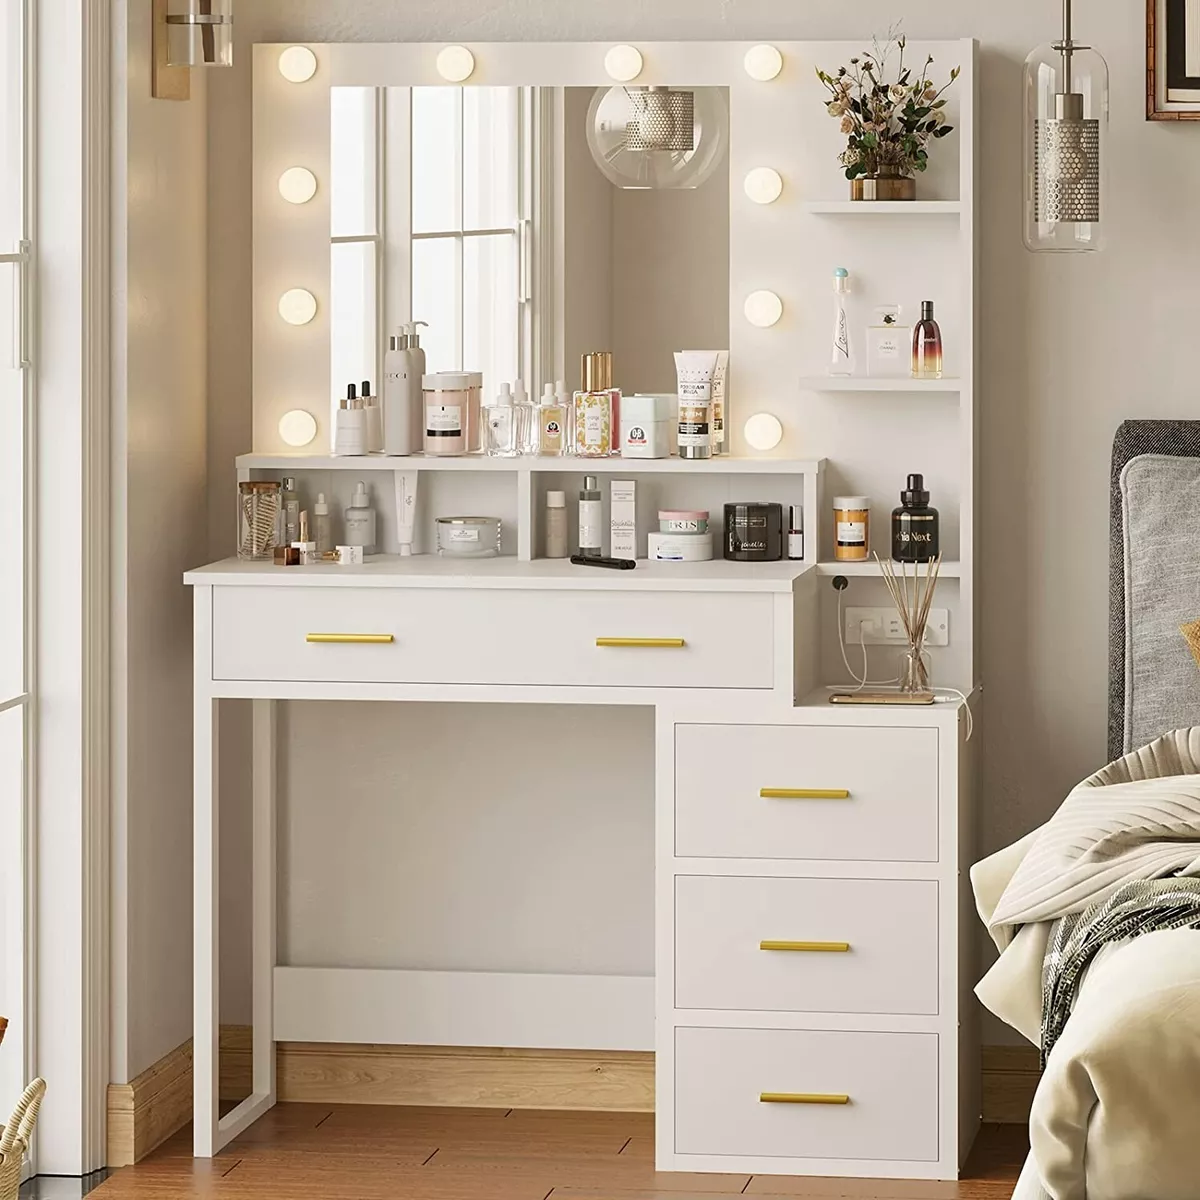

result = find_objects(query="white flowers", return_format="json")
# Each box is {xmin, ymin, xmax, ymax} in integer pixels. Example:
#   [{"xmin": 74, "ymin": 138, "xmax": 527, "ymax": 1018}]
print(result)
[
  {"xmin": 827, "ymin": 98, "xmax": 848, "ymax": 117},
  {"xmin": 889, "ymin": 84, "xmax": 907, "ymax": 101},
  {"xmin": 840, "ymin": 115, "xmax": 855, "ymax": 134}
]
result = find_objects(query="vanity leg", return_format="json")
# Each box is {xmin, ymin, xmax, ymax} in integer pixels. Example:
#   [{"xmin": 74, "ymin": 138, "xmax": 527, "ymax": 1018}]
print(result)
[
  {"xmin": 193, "ymin": 691, "xmax": 220, "ymax": 1158},
  {"xmin": 251, "ymin": 699, "xmax": 277, "ymax": 1105}
]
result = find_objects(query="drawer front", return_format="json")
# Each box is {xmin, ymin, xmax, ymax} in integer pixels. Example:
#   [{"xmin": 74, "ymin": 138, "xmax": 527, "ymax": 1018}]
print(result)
[
  {"xmin": 211, "ymin": 586, "xmax": 774, "ymax": 689},
  {"xmin": 675, "ymin": 1026, "xmax": 938, "ymax": 1162},
  {"xmin": 675, "ymin": 876, "xmax": 939, "ymax": 1015},
  {"xmin": 675, "ymin": 724, "xmax": 938, "ymax": 861}
]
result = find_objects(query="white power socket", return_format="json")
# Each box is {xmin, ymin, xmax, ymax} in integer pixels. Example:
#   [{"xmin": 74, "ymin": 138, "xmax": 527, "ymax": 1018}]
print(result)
[{"xmin": 845, "ymin": 606, "xmax": 949, "ymax": 647}]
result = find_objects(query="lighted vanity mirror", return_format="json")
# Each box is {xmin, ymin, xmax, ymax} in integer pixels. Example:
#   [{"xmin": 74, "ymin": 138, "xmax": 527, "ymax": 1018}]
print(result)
[{"xmin": 328, "ymin": 84, "xmax": 731, "ymax": 413}]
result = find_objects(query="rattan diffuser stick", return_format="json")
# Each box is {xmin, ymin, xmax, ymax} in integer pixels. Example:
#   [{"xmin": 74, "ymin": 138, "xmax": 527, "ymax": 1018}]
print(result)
[{"xmin": 875, "ymin": 552, "xmax": 942, "ymax": 692}]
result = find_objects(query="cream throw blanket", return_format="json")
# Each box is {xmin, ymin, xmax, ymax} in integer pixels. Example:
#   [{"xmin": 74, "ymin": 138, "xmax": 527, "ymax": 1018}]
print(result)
[{"xmin": 972, "ymin": 728, "xmax": 1200, "ymax": 1200}]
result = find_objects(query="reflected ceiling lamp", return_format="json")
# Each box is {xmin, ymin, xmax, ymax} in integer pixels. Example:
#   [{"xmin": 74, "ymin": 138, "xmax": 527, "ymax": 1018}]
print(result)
[
  {"xmin": 1024, "ymin": 0, "xmax": 1108, "ymax": 252},
  {"xmin": 586, "ymin": 85, "xmax": 729, "ymax": 190}
]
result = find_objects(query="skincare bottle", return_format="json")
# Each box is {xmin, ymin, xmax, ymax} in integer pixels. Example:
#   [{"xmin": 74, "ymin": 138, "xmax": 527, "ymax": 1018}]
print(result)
[
  {"xmin": 891, "ymin": 473, "xmax": 939, "ymax": 563},
  {"xmin": 866, "ymin": 305, "xmax": 907, "ymax": 378},
  {"xmin": 383, "ymin": 327, "xmax": 409, "ymax": 454},
  {"xmin": 674, "ymin": 351, "xmax": 718, "ymax": 460},
  {"xmin": 344, "ymin": 481, "xmax": 376, "ymax": 554},
  {"xmin": 912, "ymin": 301, "xmax": 943, "ymax": 379},
  {"xmin": 513, "ymin": 380, "xmax": 538, "ymax": 456},
  {"xmin": 830, "ymin": 267, "xmax": 853, "ymax": 376},
  {"xmin": 334, "ymin": 383, "xmax": 367, "ymax": 456},
  {"xmin": 281, "ymin": 476, "xmax": 300, "ymax": 546},
  {"xmin": 788, "ymin": 505, "xmax": 805, "ymax": 561},
  {"xmin": 545, "ymin": 490, "xmax": 568, "ymax": 559},
  {"xmin": 314, "ymin": 492, "xmax": 334, "ymax": 555},
  {"xmin": 537, "ymin": 383, "xmax": 567, "ymax": 457},
  {"xmin": 710, "ymin": 351, "xmax": 729, "ymax": 455},
  {"xmin": 484, "ymin": 382, "xmax": 518, "ymax": 457},
  {"xmin": 573, "ymin": 352, "xmax": 616, "ymax": 458},
  {"xmin": 578, "ymin": 475, "xmax": 602, "ymax": 555},
  {"xmin": 362, "ymin": 381, "xmax": 383, "ymax": 452}
]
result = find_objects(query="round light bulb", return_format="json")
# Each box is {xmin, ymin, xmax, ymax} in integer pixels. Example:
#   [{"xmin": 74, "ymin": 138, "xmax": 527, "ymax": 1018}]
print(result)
[
  {"xmin": 436, "ymin": 45, "xmax": 475, "ymax": 82},
  {"xmin": 278, "ymin": 46, "xmax": 318, "ymax": 84},
  {"xmin": 744, "ymin": 167, "xmax": 783, "ymax": 205},
  {"xmin": 278, "ymin": 409, "xmax": 318, "ymax": 448},
  {"xmin": 744, "ymin": 44, "xmax": 784, "ymax": 82},
  {"xmin": 605, "ymin": 44, "xmax": 644, "ymax": 83},
  {"xmin": 278, "ymin": 288, "xmax": 318, "ymax": 326},
  {"xmin": 744, "ymin": 289, "xmax": 783, "ymax": 328},
  {"xmin": 744, "ymin": 413, "xmax": 784, "ymax": 452},
  {"xmin": 278, "ymin": 167, "xmax": 317, "ymax": 205}
]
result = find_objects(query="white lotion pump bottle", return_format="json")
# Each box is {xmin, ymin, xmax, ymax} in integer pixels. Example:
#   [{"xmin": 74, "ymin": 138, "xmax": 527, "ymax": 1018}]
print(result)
[
  {"xmin": 402, "ymin": 321, "xmax": 427, "ymax": 451},
  {"xmin": 383, "ymin": 320, "xmax": 428, "ymax": 456}
]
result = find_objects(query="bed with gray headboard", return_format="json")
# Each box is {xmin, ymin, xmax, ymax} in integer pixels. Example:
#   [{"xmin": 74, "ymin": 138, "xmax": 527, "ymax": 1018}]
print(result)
[{"xmin": 1109, "ymin": 419, "xmax": 1200, "ymax": 760}]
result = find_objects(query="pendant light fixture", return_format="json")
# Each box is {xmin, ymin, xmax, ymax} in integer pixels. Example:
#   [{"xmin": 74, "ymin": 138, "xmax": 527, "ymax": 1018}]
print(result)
[
  {"xmin": 1023, "ymin": 0, "xmax": 1108, "ymax": 252},
  {"xmin": 586, "ymin": 85, "xmax": 729, "ymax": 190}
]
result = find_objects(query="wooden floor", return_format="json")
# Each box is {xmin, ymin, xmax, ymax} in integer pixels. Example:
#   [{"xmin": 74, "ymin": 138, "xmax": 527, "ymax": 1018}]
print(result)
[{"xmin": 85, "ymin": 1105, "xmax": 1027, "ymax": 1199}]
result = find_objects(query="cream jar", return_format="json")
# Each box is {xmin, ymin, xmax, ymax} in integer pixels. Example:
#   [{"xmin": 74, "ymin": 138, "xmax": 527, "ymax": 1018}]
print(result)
[
  {"xmin": 435, "ymin": 515, "xmax": 501, "ymax": 558},
  {"xmin": 620, "ymin": 393, "xmax": 674, "ymax": 459},
  {"xmin": 833, "ymin": 495, "xmax": 871, "ymax": 562},
  {"xmin": 423, "ymin": 372, "xmax": 483, "ymax": 456},
  {"xmin": 659, "ymin": 510, "xmax": 709, "ymax": 534}
]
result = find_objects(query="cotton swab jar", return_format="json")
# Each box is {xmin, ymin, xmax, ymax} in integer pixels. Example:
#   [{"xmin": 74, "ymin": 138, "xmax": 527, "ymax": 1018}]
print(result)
[{"xmin": 237, "ymin": 481, "xmax": 282, "ymax": 561}]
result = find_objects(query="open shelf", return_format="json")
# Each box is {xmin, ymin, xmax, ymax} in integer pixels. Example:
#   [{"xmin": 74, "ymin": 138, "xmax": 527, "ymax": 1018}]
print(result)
[
  {"xmin": 798, "ymin": 377, "xmax": 961, "ymax": 393},
  {"xmin": 803, "ymin": 200, "xmax": 962, "ymax": 215},
  {"xmin": 816, "ymin": 560, "xmax": 962, "ymax": 578},
  {"xmin": 238, "ymin": 453, "xmax": 825, "ymax": 476}
]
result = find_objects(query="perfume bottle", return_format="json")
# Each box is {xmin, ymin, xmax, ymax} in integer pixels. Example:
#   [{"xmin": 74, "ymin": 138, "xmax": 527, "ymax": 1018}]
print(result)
[
  {"xmin": 866, "ymin": 305, "xmax": 907, "ymax": 378},
  {"xmin": 830, "ymin": 267, "xmax": 853, "ymax": 376},
  {"xmin": 483, "ymin": 382, "xmax": 518, "ymax": 457},
  {"xmin": 513, "ymin": 379, "xmax": 538, "ymax": 456},
  {"xmin": 537, "ymin": 382, "xmax": 567, "ymax": 456},
  {"xmin": 891, "ymin": 473, "xmax": 939, "ymax": 563},
  {"xmin": 911, "ymin": 301, "xmax": 944, "ymax": 379},
  {"xmin": 573, "ymin": 352, "xmax": 617, "ymax": 458}
]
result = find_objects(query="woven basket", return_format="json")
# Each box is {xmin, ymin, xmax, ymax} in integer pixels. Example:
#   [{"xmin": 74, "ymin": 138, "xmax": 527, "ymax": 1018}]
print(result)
[{"xmin": 0, "ymin": 1078, "xmax": 46, "ymax": 1200}]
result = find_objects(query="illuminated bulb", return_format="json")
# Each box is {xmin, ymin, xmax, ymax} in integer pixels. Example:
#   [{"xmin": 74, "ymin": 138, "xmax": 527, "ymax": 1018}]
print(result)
[
  {"xmin": 744, "ymin": 44, "xmax": 783, "ymax": 82},
  {"xmin": 604, "ymin": 44, "xmax": 643, "ymax": 83},
  {"xmin": 436, "ymin": 45, "xmax": 475, "ymax": 82},
  {"xmin": 278, "ymin": 167, "xmax": 317, "ymax": 205},
  {"xmin": 278, "ymin": 409, "xmax": 318, "ymax": 448},
  {"xmin": 278, "ymin": 46, "xmax": 318, "ymax": 84},
  {"xmin": 278, "ymin": 288, "xmax": 317, "ymax": 326},
  {"xmin": 744, "ymin": 413, "xmax": 784, "ymax": 452},
  {"xmin": 744, "ymin": 167, "xmax": 783, "ymax": 205},
  {"xmin": 744, "ymin": 290, "xmax": 783, "ymax": 328}
]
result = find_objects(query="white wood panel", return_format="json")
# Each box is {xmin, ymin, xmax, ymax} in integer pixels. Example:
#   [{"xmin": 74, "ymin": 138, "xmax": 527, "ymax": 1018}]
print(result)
[
  {"xmin": 674, "ymin": 875, "xmax": 939, "ymax": 1016},
  {"xmin": 674, "ymin": 1026, "xmax": 938, "ymax": 1164},
  {"xmin": 674, "ymin": 723, "xmax": 938, "ymax": 862},
  {"xmin": 274, "ymin": 966, "xmax": 654, "ymax": 1050}
]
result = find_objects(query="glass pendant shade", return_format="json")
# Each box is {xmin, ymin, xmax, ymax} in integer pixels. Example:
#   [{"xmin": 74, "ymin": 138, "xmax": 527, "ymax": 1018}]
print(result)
[
  {"xmin": 586, "ymin": 85, "xmax": 729, "ymax": 190},
  {"xmin": 1023, "ymin": 10, "xmax": 1108, "ymax": 252},
  {"xmin": 165, "ymin": 0, "xmax": 234, "ymax": 68}
]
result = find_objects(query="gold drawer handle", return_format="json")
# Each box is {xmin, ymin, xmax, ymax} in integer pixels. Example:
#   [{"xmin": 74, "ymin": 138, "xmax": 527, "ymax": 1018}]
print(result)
[
  {"xmin": 760, "ymin": 787, "xmax": 850, "ymax": 800},
  {"xmin": 760, "ymin": 1092, "xmax": 851, "ymax": 1106},
  {"xmin": 760, "ymin": 940, "xmax": 851, "ymax": 953},
  {"xmin": 305, "ymin": 633, "xmax": 395, "ymax": 645},
  {"xmin": 595, "ymin": 637, "xmax": 686, "ymax": 648}
]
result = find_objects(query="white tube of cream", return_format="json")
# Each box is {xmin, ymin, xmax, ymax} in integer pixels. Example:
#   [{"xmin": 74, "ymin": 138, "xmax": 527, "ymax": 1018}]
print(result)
[
  {"xmin": 674, "ymin": 350, "xmax": 719, "ymax": 460},
  {"xmin": 394, "ymin": 469, "xmax": 418, "ymax": 556}
]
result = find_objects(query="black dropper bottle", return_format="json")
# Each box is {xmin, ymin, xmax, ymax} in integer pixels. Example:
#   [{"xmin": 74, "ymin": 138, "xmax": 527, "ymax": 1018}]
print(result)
[{"xmin": 891, "ymin": 474, "xmax": 939, "ymax": 563}]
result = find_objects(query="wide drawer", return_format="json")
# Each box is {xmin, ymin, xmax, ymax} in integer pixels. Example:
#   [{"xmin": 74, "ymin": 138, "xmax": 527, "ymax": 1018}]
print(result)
[
  {"xmin": 675, "ymin": 724, "xmax": 938, "ymax": 861},
  {"xmin": 211, "ymin": 586, "xmax": 774, "ymax": 689},
  {"xmin": 674, "ymin": 875, "xmax": 939, "ymax": 1015},
  {"xmin": 674, "ymin": 1026, "xmax": 938, "ymax": 1162}
]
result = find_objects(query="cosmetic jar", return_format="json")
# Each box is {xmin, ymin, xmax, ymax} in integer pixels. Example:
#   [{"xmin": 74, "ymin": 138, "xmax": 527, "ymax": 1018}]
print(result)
[
  {"xmin": 723, "ymin": 502, "xmax": 783, "ymax": 562},
  {"xmin": 423, "ymin": 372, "xmax": 483, "ymax": 456},
  {"xmin": 658, "ymin": 510, "xmax": 709, "ymax": 534},
  {"xmin": 620, "ymin": 393, "xmax": 674, "ymax": 459},
  {"xmin": 833, "ymin": 495, "xmax": 871, "ymax": 562},
  {"xmin": 237, "ymin": 480, "xmax": 281, "ymax": 561},
  {"xmin": 435, "ymin": 515, "xmax": 501, "ymax": 558},
  {"xmin": 648, "ymin": 531, "xmax": 713, "ymax": 562}
]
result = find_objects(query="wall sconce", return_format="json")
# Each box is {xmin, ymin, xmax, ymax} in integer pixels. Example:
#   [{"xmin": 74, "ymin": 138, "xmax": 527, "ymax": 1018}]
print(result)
[
  {"xmin": 744, "ymin": 44, "xmax": 783, "ymax": 82},
  {"xmin": 605, "ymin": 44, "xmax": 644, "ymax": 83},
  {"xmin": 278, "ymin": 289, "xmax": 318, "ymax": 326},
  {"xmin": 744, "ymin": 413, "xmax": 784, "ymax": 452},
  {"xmin": 278, "ymin": 45, "xmax": 318, "ymax": 84},
  {"xmin": 151, "ymin": 0, "xmax": 233, "ymax": 99},
  {"xmin": 744, "ymin": 167, "xmax": 783, "ymax": 204},
  {"xmin": 278, "ymin": 167, "xmax": 318, "ymax": 205},
  {"xmin": 278, "ymin": 410, "xmax": 318, "ymax": 448},
  {"xmin": 436, "ymin": 45, "xmax": 476, "ymax": 82},
  {"xmin": 744, "ymin": 290, "xmax": 783, "ymax": 328}
]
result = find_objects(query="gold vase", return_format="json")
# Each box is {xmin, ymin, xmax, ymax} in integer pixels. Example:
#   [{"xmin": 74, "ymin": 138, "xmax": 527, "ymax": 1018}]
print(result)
[{"xmin": 850, "ymin": 168, "xmax": 916, "ymax": 202}]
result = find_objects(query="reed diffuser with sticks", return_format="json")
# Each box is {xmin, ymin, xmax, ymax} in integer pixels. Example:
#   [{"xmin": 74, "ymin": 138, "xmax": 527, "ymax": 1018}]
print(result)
[{"xmin": 875, "ymin": 551, "xmax": 941, "ymax": 694}]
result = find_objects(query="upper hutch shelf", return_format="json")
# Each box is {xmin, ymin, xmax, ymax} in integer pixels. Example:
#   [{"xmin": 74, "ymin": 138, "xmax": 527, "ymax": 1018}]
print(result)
[
  {"xmin": 797, "ymin": 377, "xmax": 961, "ymax": 393},
  {"xmin": 803, "ymin": 200, "xmax": 962, "ymax": 215}
]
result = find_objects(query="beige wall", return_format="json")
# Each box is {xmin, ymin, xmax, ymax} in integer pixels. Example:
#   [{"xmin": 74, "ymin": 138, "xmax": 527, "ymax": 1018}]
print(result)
[{"xmin": 111, "ymin": 2, "xmax": 209, "ymax": 1080}]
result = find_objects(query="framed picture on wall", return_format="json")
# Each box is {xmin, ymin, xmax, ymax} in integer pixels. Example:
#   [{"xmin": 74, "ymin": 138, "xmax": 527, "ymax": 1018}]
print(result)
[{"xmin": 1148, "ymin": 0, "xmax": 1200, "ymax": 118}]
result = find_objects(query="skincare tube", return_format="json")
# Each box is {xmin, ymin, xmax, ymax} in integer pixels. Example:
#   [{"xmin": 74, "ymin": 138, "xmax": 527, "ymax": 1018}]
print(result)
[
  {"xmin": 394, "ymin": 469, "xmax": 418, "ymax": 557},
  {"xmin": 674, "ymin": 351, "xmax": 718, "ymax": 461}
]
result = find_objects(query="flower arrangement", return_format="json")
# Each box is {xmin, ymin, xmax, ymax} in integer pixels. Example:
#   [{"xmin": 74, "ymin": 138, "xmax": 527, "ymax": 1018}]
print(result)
[{"xmin": 817, "ymin": 33, "xmax": 959, "ymax": 185}]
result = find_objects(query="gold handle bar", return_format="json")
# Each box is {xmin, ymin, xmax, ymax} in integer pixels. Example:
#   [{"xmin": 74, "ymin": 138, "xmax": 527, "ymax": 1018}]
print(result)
[
  {"xmin": 595, "ymin": 637, "xmax": 686, "ymax": 648},
  {"xmin": 759, "ymin": 788, "xmax": 850, "ymax": 800},
  {"xmin": 759, "ymin": 940, "xmax": 851, "ymax": 953},
  {"xmin": 305, "ymin": 633, "xmax": 395, "ymax": 645},
  {"xmin": 760, "ymin": 1092, "xmax": 850, "ymax": 1105}
]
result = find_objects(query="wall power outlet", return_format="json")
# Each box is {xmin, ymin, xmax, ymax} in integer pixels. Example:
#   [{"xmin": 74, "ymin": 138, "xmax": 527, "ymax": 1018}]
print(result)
[{"xmin": 845, "ymin": 606, "xmax": 949, "ymax": 647}]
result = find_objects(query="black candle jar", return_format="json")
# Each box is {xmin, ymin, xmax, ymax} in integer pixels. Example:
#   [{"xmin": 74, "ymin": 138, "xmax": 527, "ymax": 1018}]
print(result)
[{"xmin": 724, "ymin": 502, "xmax": 783, "ymax": 562}]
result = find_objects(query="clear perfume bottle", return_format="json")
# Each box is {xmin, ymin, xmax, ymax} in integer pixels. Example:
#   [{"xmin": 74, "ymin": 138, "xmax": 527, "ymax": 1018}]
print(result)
[
  {"xmin": 911, "ymin": 301, "xmax": 944, "ymax": 379},
  {"xmin": 513, "ymin": 380, "xmax": 538, "ymax": 456},
  {"xmin": 483, "ymin": 382, "xmax": 518, "ymax": 457}
]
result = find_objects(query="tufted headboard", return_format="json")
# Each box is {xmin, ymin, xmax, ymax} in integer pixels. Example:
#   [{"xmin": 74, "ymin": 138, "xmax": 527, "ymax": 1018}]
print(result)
[{"xmin": 1109, "ymin": 420, "xmax": 1200, "ymax": 760}]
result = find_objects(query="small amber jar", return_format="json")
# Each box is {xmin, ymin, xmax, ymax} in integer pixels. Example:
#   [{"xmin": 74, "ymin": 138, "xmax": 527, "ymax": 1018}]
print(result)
[{"xmin": 833, "ymin": 495, "xmax": 870, "ymax": 562}]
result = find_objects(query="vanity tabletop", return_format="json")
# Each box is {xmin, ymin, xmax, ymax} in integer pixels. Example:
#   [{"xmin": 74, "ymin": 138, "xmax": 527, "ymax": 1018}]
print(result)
[{"xmin": 184, "ymin": 555, "xmax": 815, "ymax": 593}]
